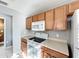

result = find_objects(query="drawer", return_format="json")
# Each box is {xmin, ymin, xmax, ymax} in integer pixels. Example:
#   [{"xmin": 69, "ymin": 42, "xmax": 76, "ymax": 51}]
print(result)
[{"xmin": 21, "ymin": 38, "xmax": 27, "ymax": 43}]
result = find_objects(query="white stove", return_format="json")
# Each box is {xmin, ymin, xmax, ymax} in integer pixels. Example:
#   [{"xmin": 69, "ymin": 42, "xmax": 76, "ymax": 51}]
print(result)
[{"xmin": 27, "ymin": 33, "xmax": 48, "ymax": 58}]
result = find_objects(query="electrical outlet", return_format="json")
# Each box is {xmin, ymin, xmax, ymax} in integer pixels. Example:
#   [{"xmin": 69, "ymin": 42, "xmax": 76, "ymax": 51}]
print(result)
[{"xmin": 56, "ymin": 34, "xmax": 59, "ymax": 38}]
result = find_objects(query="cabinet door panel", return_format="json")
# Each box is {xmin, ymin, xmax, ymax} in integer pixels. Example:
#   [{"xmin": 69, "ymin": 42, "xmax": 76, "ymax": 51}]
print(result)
[
  {"xmin": 26, "ymin": 17, "xmax": 32, "ymax": 29},
  {"xmin": 33, "ymin": 15, "xmax": 38, "ymax": 22},
  {"xmin": 69, "ymin": 1, "xmax": 79, "ymax": 13},
  {"xmin": 21, "ymin": 40, "xmax": 27, "ymax": 55},
  {"xmin": 43, "ymin": 51, "xmax": 51, "ymax": 58},
  {"xmin": 38, "ymin": 13, "xmax": 45, "ymax": 21},
  {"xmin": 54, "ymin": 5, "xmax": 67, "ymax": 30},
  {"xmin": 46, "ymin": 10, "xmax": 54, "ymax": 30}
]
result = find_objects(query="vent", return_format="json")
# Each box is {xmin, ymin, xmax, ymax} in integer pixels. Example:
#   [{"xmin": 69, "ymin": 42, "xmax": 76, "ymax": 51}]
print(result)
[{"xmin": 0, "ymin": 0, "xmax": 8, "ymax": 6}]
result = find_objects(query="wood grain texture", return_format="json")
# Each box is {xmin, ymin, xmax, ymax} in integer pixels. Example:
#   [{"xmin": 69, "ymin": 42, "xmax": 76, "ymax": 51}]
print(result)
[
  {"xmin": 32, "ymin": 15, "xmax": 38, "ymax": 22},
  {"xmin": 46, "ymin": 9, "xmax": 54, "ymax": 30},
  {"xmin": 26, "ymin": 17, "xmax": 32, "ymax": 29},
  {"xmin": 41, "ymin": 46, "xmax": 69, "ymax": 58},
  {"xmin": 21, "ymin": 38, "xmax": 27, "ymax": 56},
  {"xmin": 38, "ymin": 12, "xmax": 45, "ymax": 21},
  {"xmin": 54, "ymin": 5, "xmax": 67, "ymax": 30},
  {"xmin": 69, "ymin": 0, "xmax": 79, "ymax": 14}
]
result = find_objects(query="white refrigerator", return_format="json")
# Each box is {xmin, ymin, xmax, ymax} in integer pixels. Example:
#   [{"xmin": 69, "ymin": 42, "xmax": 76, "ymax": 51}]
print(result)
[{"xmin": 72, "ymin": 9, "xmax": 79, "ymax": 58}]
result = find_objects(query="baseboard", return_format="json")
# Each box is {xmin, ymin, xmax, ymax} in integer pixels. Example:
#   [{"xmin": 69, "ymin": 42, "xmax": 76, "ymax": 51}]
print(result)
[{"xmin": 5, "ymin": 46, "xmax": 13, "ymax": 49}]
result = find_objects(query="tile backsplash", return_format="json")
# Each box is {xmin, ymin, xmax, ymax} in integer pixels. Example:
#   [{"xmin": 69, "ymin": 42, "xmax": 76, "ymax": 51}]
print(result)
[
  {"xmin": 22, "ymin": 30, "xmax": 70, "ymax": 40},
  {"xmin": 46, "ymin": 30, "xmax": 71, "ymax": 41},
  {"xmin": 21, "ymin": 29, "xmax": 71, "ymax": 45}
]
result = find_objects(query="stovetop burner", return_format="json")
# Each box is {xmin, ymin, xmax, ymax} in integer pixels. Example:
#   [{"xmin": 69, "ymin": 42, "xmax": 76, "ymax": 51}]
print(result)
[
  {"xmin": 29, "ymin": 37, "xmax": 46, "ymax": 43},
  {"xmin": 29, "ymin": 37, "xmax": 36, "ymax": 40}
]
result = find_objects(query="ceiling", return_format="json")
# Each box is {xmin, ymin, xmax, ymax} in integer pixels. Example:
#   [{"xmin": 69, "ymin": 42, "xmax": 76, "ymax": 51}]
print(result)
[{"xmin": 1, "ymin": 0, "xmax": 76, "ymax": 17}]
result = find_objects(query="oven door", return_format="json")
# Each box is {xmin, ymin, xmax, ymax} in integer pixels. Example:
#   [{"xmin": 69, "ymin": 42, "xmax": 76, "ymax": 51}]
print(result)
[{"xmin": 27, "ymin": 45, "xmax": 41, "ymax": 58}]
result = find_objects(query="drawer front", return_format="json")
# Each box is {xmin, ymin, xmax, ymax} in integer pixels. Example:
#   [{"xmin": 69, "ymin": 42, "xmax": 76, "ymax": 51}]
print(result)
[{"xmin": 21, "ymin": 38, "xmax": 27, "ymax": 43}]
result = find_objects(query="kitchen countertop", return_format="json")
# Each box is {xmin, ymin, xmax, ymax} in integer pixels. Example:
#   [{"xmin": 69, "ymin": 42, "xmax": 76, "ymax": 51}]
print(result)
[
  {"xmin": 22, "ymin": 36, "xmax": 69, "ymax": 56},
  {"xmin": 41, "ymin": 39, "xmax": 69, "ymax": 56},
  {"xmin": 22, "ymin": 35, "xmax": 34, "ymax": 40}
]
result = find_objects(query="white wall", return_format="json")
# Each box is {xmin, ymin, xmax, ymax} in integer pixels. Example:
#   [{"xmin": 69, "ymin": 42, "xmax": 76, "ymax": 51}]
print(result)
[
  {"xmin": 4, "ymin": 15, "xmax": 12, "ymax": 47},
  {"xmin": 12, "ymin": 12, "xmax": 26, "ymax": 54},
  {"xmin": 0, "ymin": 5, "xmax": 26, "ymax": 54}
]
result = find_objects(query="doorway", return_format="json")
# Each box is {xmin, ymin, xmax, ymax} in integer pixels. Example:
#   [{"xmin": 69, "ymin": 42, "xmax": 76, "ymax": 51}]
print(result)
[
  {"xmin": 0, "ymin": 14, "xmax": 12, "ymax": 48},
  {"xmin": 0, "ymin": 14, "xmax": 13, "ymax": 58},
  {"xmin": 0, "ymin": 16, "xmax": 4, "ymax": 46}
]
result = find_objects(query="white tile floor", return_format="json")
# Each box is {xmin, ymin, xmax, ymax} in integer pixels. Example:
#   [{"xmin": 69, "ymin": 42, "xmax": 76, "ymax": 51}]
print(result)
[
  {"xmin": 0, "ymin": 44, "xmax": 33, "ymax": 58},
  {"xmin": 0, "ymin": 44, "xmax": 13, "ymax": 58}
]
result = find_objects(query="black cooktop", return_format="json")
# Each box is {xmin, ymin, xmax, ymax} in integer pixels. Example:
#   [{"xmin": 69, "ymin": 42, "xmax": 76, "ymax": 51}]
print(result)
[{"xmin": 29, "ymin": 37, "xmax": 46, "ymax": 43}]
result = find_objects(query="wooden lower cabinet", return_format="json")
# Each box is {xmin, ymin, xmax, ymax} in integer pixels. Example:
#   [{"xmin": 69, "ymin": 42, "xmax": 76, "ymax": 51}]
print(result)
[
  {"xmin": 43, "ymin": 51, "xmax": 55, "ymax": 58},
  {"xmin": 21, "ymin": 38, "xmax": 27, "ymax": 55},
  {"xmin": 41, "ymin": 46, "xmax": 69, "ymax": 58}
]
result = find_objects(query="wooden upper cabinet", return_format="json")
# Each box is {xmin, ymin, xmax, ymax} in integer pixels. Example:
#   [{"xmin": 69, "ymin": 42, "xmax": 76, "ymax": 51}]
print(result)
[
  {"xmin": 32, "ymin": 15, "xmax": 38, "ymax": 22},
  {"xmin": 54, "ymin": 5, "xmax": 67, "ymax": 30},
  {"xmin": 38, "ymin": 13, "xmax": 45, "ymax": 21},
  {"xmin": 69, "ymin": 0, "xmax": 79, "ymax": 14},
  {"xmin": 26, "ymin": 17, "xmax": 32, "ymax": 29},
  {"xmin": 46, "ymin": 10, "xmax": 54, "ymax": 30},
  {"xmin": 33, "ymin": 13, "xmax": 45, "ymax": 22}
]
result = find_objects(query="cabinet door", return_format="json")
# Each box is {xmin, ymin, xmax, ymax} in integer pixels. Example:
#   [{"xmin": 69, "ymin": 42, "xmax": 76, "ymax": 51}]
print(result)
[
  {"xmin": 46, "ymin": 10, "xmax": 54, "ymax": 30},
  {"xmin": 41, "ymin": 46, "xmax": 68, "ymax": 58},
  {"xmin": 38, "ymin": 13, "xmax": 45, "ymax": 21},
  {"xmin": 33, "ymin": 15, "xmax": 38, "ymax": 22},
  {"xmin": 54, "ymin": 5, "xmax": 67, "ymax": 30},
  {"xmin": 43, "ymin": 51, "xmax": 51, "ymax": 58},
  {"xmin": 21, "ymin": 40, "xmax": 27, "ymax": 55},
  {"xmin": 43, "ymin": 51, "xmax": 57, "ymax": 58},
  {"xmin": 26, "ymin": 17, "xmax": 32, "ymax": 29},
  {"xmin": 69, "ymin": 1, "xmax": 79, "ymax": 14}
]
